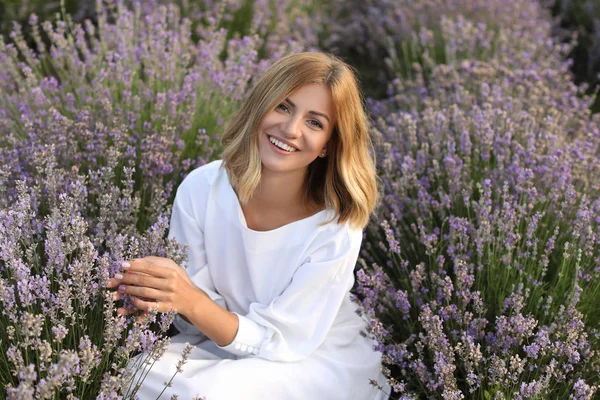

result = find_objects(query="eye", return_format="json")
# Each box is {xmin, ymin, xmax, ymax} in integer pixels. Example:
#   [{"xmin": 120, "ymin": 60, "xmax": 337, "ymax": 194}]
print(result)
[
  {"xmin": 276, "ymin": 103, "xmax": 290, "ymax": 113},
  {"xmin": 308, "ymin": 119, "xmax": 323, "ymax": 129}
]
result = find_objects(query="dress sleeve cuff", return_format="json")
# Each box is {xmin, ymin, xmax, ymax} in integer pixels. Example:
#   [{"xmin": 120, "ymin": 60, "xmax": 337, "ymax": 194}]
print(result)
[{"xmin": 216, "ymin": 313, "xmax": 266, "ymax": 357}]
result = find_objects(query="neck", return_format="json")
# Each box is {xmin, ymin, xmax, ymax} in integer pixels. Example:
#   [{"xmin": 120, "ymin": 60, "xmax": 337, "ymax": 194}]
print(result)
[{"xmin": 251, "ymin": 167, "xmax": 308, "ymax": 210}]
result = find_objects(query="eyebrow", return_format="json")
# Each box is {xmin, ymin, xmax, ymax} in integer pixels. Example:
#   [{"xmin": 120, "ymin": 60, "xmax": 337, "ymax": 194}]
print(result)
[{"xmin": 285, "ymin": 98, "xmax": 330, "ymax": 122}]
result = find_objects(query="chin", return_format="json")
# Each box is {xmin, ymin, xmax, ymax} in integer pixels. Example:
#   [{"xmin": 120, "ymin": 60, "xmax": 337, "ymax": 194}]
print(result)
[
  {"xmin": 260, "ymin": 154, "xmax": 310, "ymax": 174},
  {"xmin": 261, "ymin": 158, "xmax": 299, "ymax": 172}
]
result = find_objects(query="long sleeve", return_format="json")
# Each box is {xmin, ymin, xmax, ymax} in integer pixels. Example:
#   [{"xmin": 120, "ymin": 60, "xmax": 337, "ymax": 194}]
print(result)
[
  {"xmin": 168, "ymin": 171, "xmax": 227, "ymax": 335},
  {"xmin": 217, "ymin": 225, "xmax": 363, "ymax": 362}
]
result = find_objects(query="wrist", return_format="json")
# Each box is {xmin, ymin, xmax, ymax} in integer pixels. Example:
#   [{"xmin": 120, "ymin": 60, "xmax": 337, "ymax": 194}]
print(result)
[
  {"xmin": 175, "ymin": 287, "xmax": 239, "ymax": 347},
  {"xmin": 180, "ymin": 286, "xmax": 209, "ymax": 319}
]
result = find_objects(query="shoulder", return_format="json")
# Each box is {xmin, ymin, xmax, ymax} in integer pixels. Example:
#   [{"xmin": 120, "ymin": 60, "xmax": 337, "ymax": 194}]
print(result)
[
  {"xmin": 173, "ymin": 160, "xmax": 225, "ymax": 220},
  {"xmin": 179, "ymin": 159, "xmax": 224, "ymax": 192},
  {"xmin": 305, "ymin": 216, "xmax": 363, "ymax": 261}
]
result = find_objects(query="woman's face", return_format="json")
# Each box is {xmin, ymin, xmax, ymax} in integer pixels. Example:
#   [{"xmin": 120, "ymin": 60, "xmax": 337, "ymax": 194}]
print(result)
[{"xmin": 257, "ymin": 83, "xmax": 335, "ymax": 177}]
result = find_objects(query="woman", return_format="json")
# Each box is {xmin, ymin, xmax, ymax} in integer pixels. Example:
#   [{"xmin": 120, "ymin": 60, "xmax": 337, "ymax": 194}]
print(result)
[{"xmin": 109, "ymin": 52, "xmax": 391, "ymax": 399}]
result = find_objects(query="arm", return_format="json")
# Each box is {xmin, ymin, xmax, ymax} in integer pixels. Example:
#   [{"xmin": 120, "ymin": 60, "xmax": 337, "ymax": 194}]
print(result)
[
  {"xmin": 111, "ymin": 224, "xmax": 361, "ymax": 357},
  {"xmin": 205, "ymin": 225, "xmax": 363, "ymax": 362},
  {"xmin": 168, "ymin": 169, "xmax": 227, "ymax": 335},
  {"xmin": 109, "ymin": 257, "xmax": 239, "ymax": 346},
  {"xmin": 109, "ymin": 168, "xmax": 235, "ymax": 340},
  {"xmin": 180, "ymin": 288, "xmax": 239, "ymax": 347}
]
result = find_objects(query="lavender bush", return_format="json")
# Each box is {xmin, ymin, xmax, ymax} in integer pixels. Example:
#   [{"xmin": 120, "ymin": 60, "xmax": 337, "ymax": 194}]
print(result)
[
  {"xmin": 0, "ymin": 0, "xmax": 318, "ymax": 397},
  {"xmin": 0, "ymin": 143, "xmax": 188, "ymax": 398},
  {"xmin": 169, "ymin": 0, "xmax": 322, "ymax": 59},
  {"xmin": 0, "ymin": 0, "xmax": 316, "ymax": 230},
  {"xmin": 320, "ymin": 0, "xmax": 559, "ymax": 98},
  {"xmin": 354, "ymin": 1, "xmax": 600, "ymax": 398}
]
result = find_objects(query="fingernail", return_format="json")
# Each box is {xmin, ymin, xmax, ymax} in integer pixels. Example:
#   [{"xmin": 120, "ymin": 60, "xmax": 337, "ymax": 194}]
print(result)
[
  {"xmin": 122, "ymin": 262, "xmax": 131, "ymax": 269},
  {"xmin": 115, "ymin": 273, "xmax": 123, "ymax": 280},
  {"xmin": 118, "ymin": 285, "xmax": 126, "ymax": 292}
]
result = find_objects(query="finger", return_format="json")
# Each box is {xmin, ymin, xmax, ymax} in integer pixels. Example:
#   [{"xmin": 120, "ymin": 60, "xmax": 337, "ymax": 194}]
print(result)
[
  {"xmin": 112, "ymin": 291, "xmax": 138, "ymax": 302},
  {"xmin": 116, "ymin": 306, "xmax": 137, "ymax": 316},
  {"xmin": 114, "ymin": 272, "xmax": 169, "ymax": 291},
  {"xmin": 122, "ymin": 258, "xmax": 175, "ymax": 279},
  {"xmin": 107, "ymin": 278, "xmax": 119, "ymax": 289},
  {"xmin": 118, "ymin": 284, "xmax": 166, "ymax": 302},
  {"xmin": 130, "ymin": 295, "xmax": 163, "ymax": 313},
  {"xmin": 143, "ymin": 256, "xmax": 179, "ymax": 269},
  {"xmin": 107, "ymin": 271, "xmax": 153, "ymax": 289}
]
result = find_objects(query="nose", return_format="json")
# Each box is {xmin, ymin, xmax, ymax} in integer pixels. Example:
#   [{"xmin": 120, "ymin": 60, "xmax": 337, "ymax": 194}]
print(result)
[{"xmin": 281, "ymin": 115, "xmax": 302, "ymax": 138}]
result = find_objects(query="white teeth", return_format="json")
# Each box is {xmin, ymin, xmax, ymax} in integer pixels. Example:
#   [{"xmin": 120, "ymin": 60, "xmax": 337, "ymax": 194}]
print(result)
[{"xmin": 269, "ymin": 136, "xmax": 296, "ymax": 152}]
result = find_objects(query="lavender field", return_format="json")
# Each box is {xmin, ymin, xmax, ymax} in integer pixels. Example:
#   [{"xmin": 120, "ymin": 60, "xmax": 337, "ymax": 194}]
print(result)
[{"xmin": 0, "ymin": 0, "xmax": 598, "ymax": 399}]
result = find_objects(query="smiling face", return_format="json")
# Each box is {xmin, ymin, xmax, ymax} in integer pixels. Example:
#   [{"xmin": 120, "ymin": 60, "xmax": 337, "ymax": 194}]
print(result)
[{"xmin": 257, "ymin": 83, "xmax": 336, "ymax": 178}]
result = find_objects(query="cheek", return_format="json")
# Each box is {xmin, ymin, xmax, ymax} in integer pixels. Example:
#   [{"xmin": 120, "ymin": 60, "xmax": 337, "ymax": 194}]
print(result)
[
  {"xmin": 260, "ymin": 111, "xmax": 280, "ymax": 126},
  {"xmin": 317, "ymin": 132, "xmax": 333, "ymax": 150},
  {"xmin": 257, "ymin": 121, "xmax": 268, "ymax": 133}
]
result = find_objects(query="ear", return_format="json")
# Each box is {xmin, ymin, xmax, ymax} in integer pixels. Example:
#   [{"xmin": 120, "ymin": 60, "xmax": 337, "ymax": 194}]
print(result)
[{"xmin": 319, "ymin": 143, "xmax": 328, "ymax": 158}]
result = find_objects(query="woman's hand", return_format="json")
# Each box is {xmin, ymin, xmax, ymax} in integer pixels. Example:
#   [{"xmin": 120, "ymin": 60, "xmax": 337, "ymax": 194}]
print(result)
[{"xmin": 107, "ymin": 256, "xmax": 206, "ymax": 320}]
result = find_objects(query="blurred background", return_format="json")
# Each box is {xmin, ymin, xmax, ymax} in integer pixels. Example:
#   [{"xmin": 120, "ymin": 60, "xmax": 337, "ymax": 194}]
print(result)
[{"xmin": 1, "ymin": 0, "xmax": 599, "ymax": 111}]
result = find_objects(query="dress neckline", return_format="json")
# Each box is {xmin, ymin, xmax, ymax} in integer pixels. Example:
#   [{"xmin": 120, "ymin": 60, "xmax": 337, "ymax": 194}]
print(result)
[{"xmin": 224, "ymin": 177, "xmax": 328, "ymax": 234}]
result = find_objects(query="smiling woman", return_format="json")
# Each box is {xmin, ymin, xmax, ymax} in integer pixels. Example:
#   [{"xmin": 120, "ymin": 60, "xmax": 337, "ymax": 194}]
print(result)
[
  {"xmin": 259, "ymin": 83, "xmax": 333, "ymax": 170},
  {"xmin": 221, "ymin": 52, "xmax": 380, "ymax": 229},
  {"xmin": 108, "ymin": 52, "xmax": 391, "ymax": 400}
]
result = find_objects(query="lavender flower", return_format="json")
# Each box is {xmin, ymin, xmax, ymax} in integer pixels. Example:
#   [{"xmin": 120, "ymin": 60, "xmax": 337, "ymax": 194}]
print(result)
[{"xmin": 354, "ymin": 0, "xmax": 600, "ymax": 398}]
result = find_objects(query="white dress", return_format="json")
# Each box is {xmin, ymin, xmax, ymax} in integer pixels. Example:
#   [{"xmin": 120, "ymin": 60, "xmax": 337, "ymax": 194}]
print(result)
[{"xmin": 131, "ymin": 160, "xmax": 391, "ymax": 400}]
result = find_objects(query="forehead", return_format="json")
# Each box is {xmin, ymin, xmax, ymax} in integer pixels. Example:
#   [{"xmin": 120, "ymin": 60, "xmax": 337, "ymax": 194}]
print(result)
[{"xmin": 287, "ymin": 83, "xmax": 334, "ymax": 118}]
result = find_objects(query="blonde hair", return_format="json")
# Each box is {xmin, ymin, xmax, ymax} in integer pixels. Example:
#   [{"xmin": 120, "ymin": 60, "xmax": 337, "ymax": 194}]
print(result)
[{"xmin": 220, "ymin": 52, "xmax": 379, "ymax": 229}]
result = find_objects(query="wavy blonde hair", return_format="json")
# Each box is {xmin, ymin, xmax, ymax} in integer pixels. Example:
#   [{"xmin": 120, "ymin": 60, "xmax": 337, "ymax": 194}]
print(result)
[{"xmin": 220, "ymin": 52, "xmax": 379, "ymax": 229}]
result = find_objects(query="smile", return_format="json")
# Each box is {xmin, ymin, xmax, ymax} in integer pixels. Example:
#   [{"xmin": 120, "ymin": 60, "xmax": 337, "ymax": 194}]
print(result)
[{"xmin": 267, "ymin": 135, "xmax": 298, "ymax": 153}]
